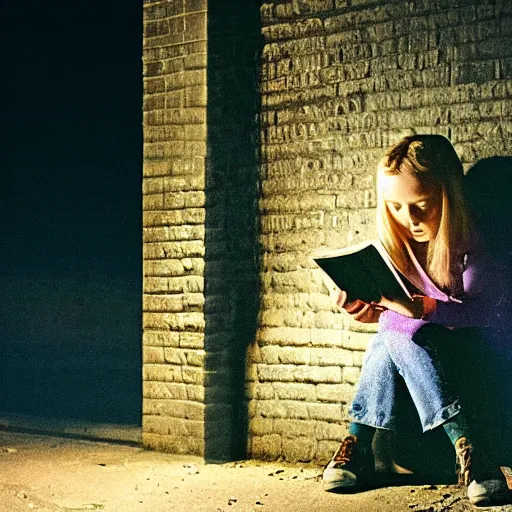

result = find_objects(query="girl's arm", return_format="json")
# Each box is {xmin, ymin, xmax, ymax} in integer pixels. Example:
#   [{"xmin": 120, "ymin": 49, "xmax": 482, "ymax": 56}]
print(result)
[{"xmin": 378, "ymin": 249, "xmax": 510, "ymax": 335}]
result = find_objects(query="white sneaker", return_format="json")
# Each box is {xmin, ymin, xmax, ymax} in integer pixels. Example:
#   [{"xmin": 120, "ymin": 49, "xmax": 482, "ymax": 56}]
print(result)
[
  {"xmin": 455, "ymin": 437, "xmax": 511, "ymax": 505},
  {"xmin": 322, "ymin": 460, "xmax": 359, "ymax": 491},
  {"xmin": 467, "ymin": 479, "xmax": 510, "ymax": 506}
]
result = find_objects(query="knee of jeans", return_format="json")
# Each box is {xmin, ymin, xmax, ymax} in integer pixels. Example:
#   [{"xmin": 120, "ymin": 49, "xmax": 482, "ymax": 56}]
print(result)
[{"xmin": 362, "ymin": 334, "xmax": 388, "ymax": 365}]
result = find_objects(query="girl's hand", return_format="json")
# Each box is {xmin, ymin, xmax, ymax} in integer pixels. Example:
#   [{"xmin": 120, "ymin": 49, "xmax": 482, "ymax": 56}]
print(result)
[
  {"xmin": 378, "ymin": 295, "xmax": 436, "ymax": 319},
  {"xmin": 336, "ymin": 290, "xmax": 387, "ymax": 323},
  {"xmin": 377, "ymin": 297, "xmax": 418, "ymax": 318}
]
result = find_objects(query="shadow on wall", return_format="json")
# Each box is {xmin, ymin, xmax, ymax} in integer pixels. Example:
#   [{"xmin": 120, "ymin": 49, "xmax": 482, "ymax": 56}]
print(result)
[
  {"xmin": 465, "ymin": 156, "xmax": 512, "ymax": 258},
  {"xmin": 0, "ymin": 275, "xmax": 142, "ymax": 424},
  {"xmin": 203, "ymin": 0, "xmax": 263, "ymax": 462}
]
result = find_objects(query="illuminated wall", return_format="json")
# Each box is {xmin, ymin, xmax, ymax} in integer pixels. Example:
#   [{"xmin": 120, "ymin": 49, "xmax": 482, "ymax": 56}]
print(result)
[
  {"xmin": 142, "ymin": 0, "xmax": 260, "ymax": 460},
  {"xmin": 142, "ymin": 0, "xmax": 512, "ymax": 462}
]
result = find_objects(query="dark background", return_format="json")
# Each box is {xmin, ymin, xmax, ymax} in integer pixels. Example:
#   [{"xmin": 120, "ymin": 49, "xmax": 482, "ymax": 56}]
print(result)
[{"xmin": 0, "ymin": 1, "xmax": 143, "ymax": 424}]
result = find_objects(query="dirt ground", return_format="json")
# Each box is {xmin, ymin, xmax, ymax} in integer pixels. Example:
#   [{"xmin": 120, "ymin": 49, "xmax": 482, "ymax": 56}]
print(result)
[{"xmin": 0, "ymin": 431, "xmax": 511, "ymax": 512}]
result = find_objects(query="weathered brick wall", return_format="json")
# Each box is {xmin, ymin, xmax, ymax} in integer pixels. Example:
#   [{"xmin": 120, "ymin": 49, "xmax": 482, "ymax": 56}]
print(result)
[
  {"xmin": 142, "ymin": 0, "xmax": 512, "ymax": 463},
  {"xmin": 254, "ymin": 0, "xmax": 512, "ymax": 463},
  {"xmin": 142, "ymin": 0, "xmax": 260, "ymax": 460},
  {"xmin": 142, "ymin": 0, "xmax": 208, "ymax": 455}
]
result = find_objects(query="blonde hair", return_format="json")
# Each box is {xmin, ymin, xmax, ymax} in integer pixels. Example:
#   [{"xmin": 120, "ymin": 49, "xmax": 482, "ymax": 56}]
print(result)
[{"xmin": 376, "ymin": 135, "xmax": 471, "ymax": 293}]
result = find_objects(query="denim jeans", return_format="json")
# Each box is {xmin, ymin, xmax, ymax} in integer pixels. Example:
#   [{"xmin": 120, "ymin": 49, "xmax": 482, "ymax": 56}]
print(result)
[{"xmin": 349, "ymin": 325, "xmax": 461, "ymax": 432}]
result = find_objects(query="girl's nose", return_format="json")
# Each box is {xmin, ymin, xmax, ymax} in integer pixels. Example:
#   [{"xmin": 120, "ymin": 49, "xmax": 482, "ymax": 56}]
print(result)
[{"xmin": 406, "ymin": 207, "xmax": 420, "ymax": 226}]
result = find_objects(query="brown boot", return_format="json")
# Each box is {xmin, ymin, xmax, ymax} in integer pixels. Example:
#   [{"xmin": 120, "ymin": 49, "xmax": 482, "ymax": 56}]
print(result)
[{"xmin": 322, "ymin": 435, "xmax": 375, "ymax": 492}]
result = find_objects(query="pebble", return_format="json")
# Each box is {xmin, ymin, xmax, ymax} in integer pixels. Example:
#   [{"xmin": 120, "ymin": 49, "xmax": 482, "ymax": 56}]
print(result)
[
  {"xmin": 183, "ymin": 464, "xmax": 199, "ymax": 475},
  {"xmin": 1, "ymin": 447, "xmax": 17, "ymax": 453}
]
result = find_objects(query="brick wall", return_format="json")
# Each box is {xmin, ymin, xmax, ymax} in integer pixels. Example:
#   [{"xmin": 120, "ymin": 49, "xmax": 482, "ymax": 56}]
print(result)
[
  {"xmin": 142, "ymin": 0, "xmax": 260, "ymax": 460},
  {"xmin": 254, "ymin": 0, "xmax": 512, "ymax": 462},
  {"xmin": 142, "ymin": 0, "xmax": 208, "ymax": 455},
  {"xmin": 142, "ymin": 0, "xmax": 512, "ymax": 463}
]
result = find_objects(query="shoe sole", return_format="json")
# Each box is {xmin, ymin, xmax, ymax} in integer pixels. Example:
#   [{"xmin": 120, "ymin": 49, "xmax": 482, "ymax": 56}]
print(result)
[
  {"xmin": 469, "ymin": 490, "xmax": 511, "ymax": 507},
  {"xmin": 323, "ymin": 469, "xmax": 360, "ymax": 493},
  {"xmin": 469, "ymin": 496, "xmax": 491, "ymax": 507},
  {"xmin": 324, "ymin": 480, "xmax": 359, "ymax": 492},
  {"xmin": 324, "ymin": 482, "xmax": 367, "ymax": 493}
]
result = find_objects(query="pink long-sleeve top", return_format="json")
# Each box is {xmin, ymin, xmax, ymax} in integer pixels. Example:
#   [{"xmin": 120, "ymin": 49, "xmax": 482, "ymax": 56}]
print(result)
[{"xmin": 378, "ymin": 242, "xmax": 511, "ymax": 351}]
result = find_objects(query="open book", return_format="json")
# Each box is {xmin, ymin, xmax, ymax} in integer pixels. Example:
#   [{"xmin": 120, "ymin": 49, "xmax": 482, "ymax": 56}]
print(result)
[{"xmin": 313, "ymin": 240, "xmax": 412, "ymax": 304}]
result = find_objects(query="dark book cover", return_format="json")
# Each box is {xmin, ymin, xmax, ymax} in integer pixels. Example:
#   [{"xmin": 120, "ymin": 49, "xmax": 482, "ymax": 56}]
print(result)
[{"xmin": 314, "ymin": 241, "xmax": 412, "ymax": 304}]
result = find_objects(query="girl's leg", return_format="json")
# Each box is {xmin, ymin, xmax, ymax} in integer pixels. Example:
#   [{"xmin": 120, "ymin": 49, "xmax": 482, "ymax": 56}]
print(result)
[
  {"xmin": 381, "ymin": 326, "xmax": 460, "ymax": 432},
  {"xmin": 323, "ymin": 333, "xmax": 400, "ymax": 491},
  {"xmin": 446, "ymin": 414, "xmax": 510, "ymax": 505},
  {"xmin": 349, "ymin": 332, "xmax": 402, "ymax": 430},
  {"xmin": 383, "ymin": 325, "xmax": 509, "ymax": 505}
]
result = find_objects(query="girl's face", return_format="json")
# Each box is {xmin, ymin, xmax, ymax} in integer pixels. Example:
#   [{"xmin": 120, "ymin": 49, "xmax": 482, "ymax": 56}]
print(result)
[{"xmin": 381, "ymin": 172, "xmax": 442, "ymax": 242}]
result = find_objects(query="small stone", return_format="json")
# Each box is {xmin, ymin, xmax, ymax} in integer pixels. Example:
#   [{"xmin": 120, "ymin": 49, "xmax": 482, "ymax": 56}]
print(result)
[{"xmin": 184, "ymin": 464, "xmax": 199, "ymax": 475}]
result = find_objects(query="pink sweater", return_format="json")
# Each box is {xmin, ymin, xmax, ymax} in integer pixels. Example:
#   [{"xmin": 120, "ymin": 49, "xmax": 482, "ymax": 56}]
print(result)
[{"xmin": 378, "ymin": 243, "xmax": 511, "ymax": 343}]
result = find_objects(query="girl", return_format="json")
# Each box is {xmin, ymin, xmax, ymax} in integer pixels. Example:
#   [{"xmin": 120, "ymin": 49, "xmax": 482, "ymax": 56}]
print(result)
[{"xmin": 322, "ymin": 135, "xmax": 511, "ymax": 506}]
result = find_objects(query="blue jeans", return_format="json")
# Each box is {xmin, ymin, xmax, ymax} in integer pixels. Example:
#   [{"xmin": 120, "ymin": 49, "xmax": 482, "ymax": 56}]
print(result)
[{"xmin": 349, "ymin": 326, "xmax": 461, "ymax": 432}]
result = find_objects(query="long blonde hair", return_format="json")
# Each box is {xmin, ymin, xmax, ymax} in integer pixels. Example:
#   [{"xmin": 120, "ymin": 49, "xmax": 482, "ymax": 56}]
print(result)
[{"xmin": 376, "ymin": 135, "xmax": 471, "ymax": 293}]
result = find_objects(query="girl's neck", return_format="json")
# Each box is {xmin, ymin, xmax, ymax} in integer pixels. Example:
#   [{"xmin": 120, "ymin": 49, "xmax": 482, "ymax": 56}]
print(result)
[
  {"xmin": 405, "ymin": 239, "xmax": 450, "ymax": 299},
  {"xmin": 409, "ymin": 239, "xmax": 429, "ymax": 268}
]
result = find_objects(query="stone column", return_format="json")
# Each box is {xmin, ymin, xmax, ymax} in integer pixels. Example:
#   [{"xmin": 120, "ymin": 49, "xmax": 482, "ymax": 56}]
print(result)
[{"xmin": 142, "ymin": 0, "xmax": 260, "ymax": 460}]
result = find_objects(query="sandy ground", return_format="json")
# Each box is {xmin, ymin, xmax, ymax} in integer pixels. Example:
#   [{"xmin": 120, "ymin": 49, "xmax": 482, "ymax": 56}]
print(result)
[{"xmin": 1, "ymin": 431, "xmax": 511, "ymax": 512}]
